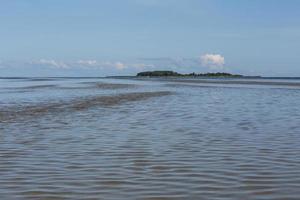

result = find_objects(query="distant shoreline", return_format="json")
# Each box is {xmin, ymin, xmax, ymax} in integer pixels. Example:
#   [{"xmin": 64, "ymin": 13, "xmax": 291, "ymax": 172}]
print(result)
[
  {"xmin": 2, "ymin": 74, "xmax": 300, "ymax": 80},
  {"xmin": 136, "ymin": 70, "xmax": 246, "ymax": 78},
  {"xmin": 2, "ymin": 77, "xmax": 300, "ymax": 79}
]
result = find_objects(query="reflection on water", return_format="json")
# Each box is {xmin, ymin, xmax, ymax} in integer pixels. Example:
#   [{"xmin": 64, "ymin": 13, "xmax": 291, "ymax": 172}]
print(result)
[{"xmin": 1, "ymin": 77, "xmax": 300, "ymax": 199}]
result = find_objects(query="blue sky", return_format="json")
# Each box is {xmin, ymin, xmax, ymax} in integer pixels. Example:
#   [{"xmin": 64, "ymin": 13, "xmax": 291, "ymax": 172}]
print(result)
[{"xmin": 0, "ymin": 0, "xmax": 300, "ymax": 76}]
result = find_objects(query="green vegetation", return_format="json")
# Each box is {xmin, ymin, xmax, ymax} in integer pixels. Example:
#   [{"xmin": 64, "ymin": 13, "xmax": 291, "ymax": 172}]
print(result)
[
  {"xmin": 137, "ymin": 71, "xmax": 181, "ymax": 77},
  {"xmin": 137, "ymin": 71, "xmax": 243, "ymax": 77}
]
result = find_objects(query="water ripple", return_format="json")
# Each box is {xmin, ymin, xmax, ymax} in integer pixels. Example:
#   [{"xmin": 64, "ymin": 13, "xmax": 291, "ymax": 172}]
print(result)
[{"xmin": 1, "ymin": 78, "xmax": 300, "ymax": 199}]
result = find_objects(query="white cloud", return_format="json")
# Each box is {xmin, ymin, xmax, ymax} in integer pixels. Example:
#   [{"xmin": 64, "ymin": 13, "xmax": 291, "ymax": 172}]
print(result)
[
  {"xmin": 96, "ymin": 61, "xmax": 127, "ymax": 70},
  {"xmin": 75, "ymin": 60, "xmax": 153, "ymax": 70},
  {"xmin": 131, "ymin": 63, "xmax": 155, "ymax": 69},
  {"xmin": 29, "ymin": 59, "xmax": 131, "ymax": 70},
  {"xmin": 30, "ymin": 59, "xmax": 70, "ymax": 69},
  {"xmin": 6, "ymin": 55, "xmax": 228, "ymax": 72},
  {"xmin": 77, "ymin": 60, "xmax": 98, "ymax": 66},
  {"xmin": 114, "ymin": 62, "xmax": 126, "ymax": 70},
  {"xmin": 200, "ymin": 54, "xmax": 225, "ymax": 70}
]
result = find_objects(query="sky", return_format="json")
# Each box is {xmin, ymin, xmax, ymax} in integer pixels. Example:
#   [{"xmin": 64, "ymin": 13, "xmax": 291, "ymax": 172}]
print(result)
[{"xmin": 0, "ymin": 0, "xmax": 300, "ymax": 77}]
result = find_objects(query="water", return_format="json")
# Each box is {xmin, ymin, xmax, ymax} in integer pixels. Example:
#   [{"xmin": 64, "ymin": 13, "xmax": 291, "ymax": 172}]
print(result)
[{"xmin": 1, "ymin": 77, "xmax": 300, "ymax": 200}]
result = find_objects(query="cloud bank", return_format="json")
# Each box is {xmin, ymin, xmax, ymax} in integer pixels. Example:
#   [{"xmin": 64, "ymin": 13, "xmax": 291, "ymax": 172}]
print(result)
[
  {"xmin": 30, "ymin": 59, "xmax": 70, "ymax": 69},
  {"xmin": 200, "ymin": 54, "xmax": 225, "ymax": 70},
  {"xmin": 25, "ymin": 59, "xmax": 153, "ymax": 71},
  {"xmin": 0, "ymin": 54, "xmax": 228, "ymax": 76}
]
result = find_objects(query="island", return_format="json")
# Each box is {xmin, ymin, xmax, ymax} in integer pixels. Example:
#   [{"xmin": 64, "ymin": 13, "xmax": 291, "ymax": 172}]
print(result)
[{"xmin": 136, "ymin": 71, "xmax": 244, "ymax": 78}]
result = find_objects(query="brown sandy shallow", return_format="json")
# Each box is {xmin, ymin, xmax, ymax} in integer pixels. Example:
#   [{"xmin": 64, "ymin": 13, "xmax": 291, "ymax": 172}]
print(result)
[
  {"xmin": 21, "ymin": 84, "xmax": 58, "ymax": 89},
  {"xmin": 0, "ymin": 91, "xmax": 172, "ymax": 122},
  {"xmin": 93, "ymin": 82, "xmax": 136, "ymax": 89},
  {"xmin": 3, "ymin": 84, "xmax": 58, "ymax": 90},
  {"xmin": 57, "ymin": 82, "xmax": 137, "ymax": 90},
  {"xmin": 4, "ymin": 83, "xmax": 136, "ymax": 91}
]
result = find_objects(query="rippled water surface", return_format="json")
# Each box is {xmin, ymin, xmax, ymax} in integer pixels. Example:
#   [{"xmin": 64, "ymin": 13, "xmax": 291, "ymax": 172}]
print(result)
[{"xmin": 1, "ymin": 77, "xmax": 300, "ymax": 200}]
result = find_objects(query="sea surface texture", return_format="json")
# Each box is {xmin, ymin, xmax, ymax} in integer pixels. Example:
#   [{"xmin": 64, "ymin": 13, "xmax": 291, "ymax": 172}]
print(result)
[{"xmin": 1, "ymin": 77, "xmax": 300, "ymax": 200}]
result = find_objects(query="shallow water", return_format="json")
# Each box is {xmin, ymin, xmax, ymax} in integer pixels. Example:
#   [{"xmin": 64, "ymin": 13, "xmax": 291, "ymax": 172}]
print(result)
[{"xmin": 1, "ymin": 77, "xmax": 300, "ymax": 200}]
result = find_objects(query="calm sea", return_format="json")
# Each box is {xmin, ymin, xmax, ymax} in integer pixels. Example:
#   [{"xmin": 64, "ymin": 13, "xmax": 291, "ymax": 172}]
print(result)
[{"xmin": 1, "ymin": 77, "xmax": 300, "ymax": 200}]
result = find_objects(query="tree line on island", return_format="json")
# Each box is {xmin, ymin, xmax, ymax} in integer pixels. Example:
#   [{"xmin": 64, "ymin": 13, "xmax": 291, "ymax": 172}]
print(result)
[{"xmin": 136, "ymin": 71, "xmax": 244, "ymax": 77}]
